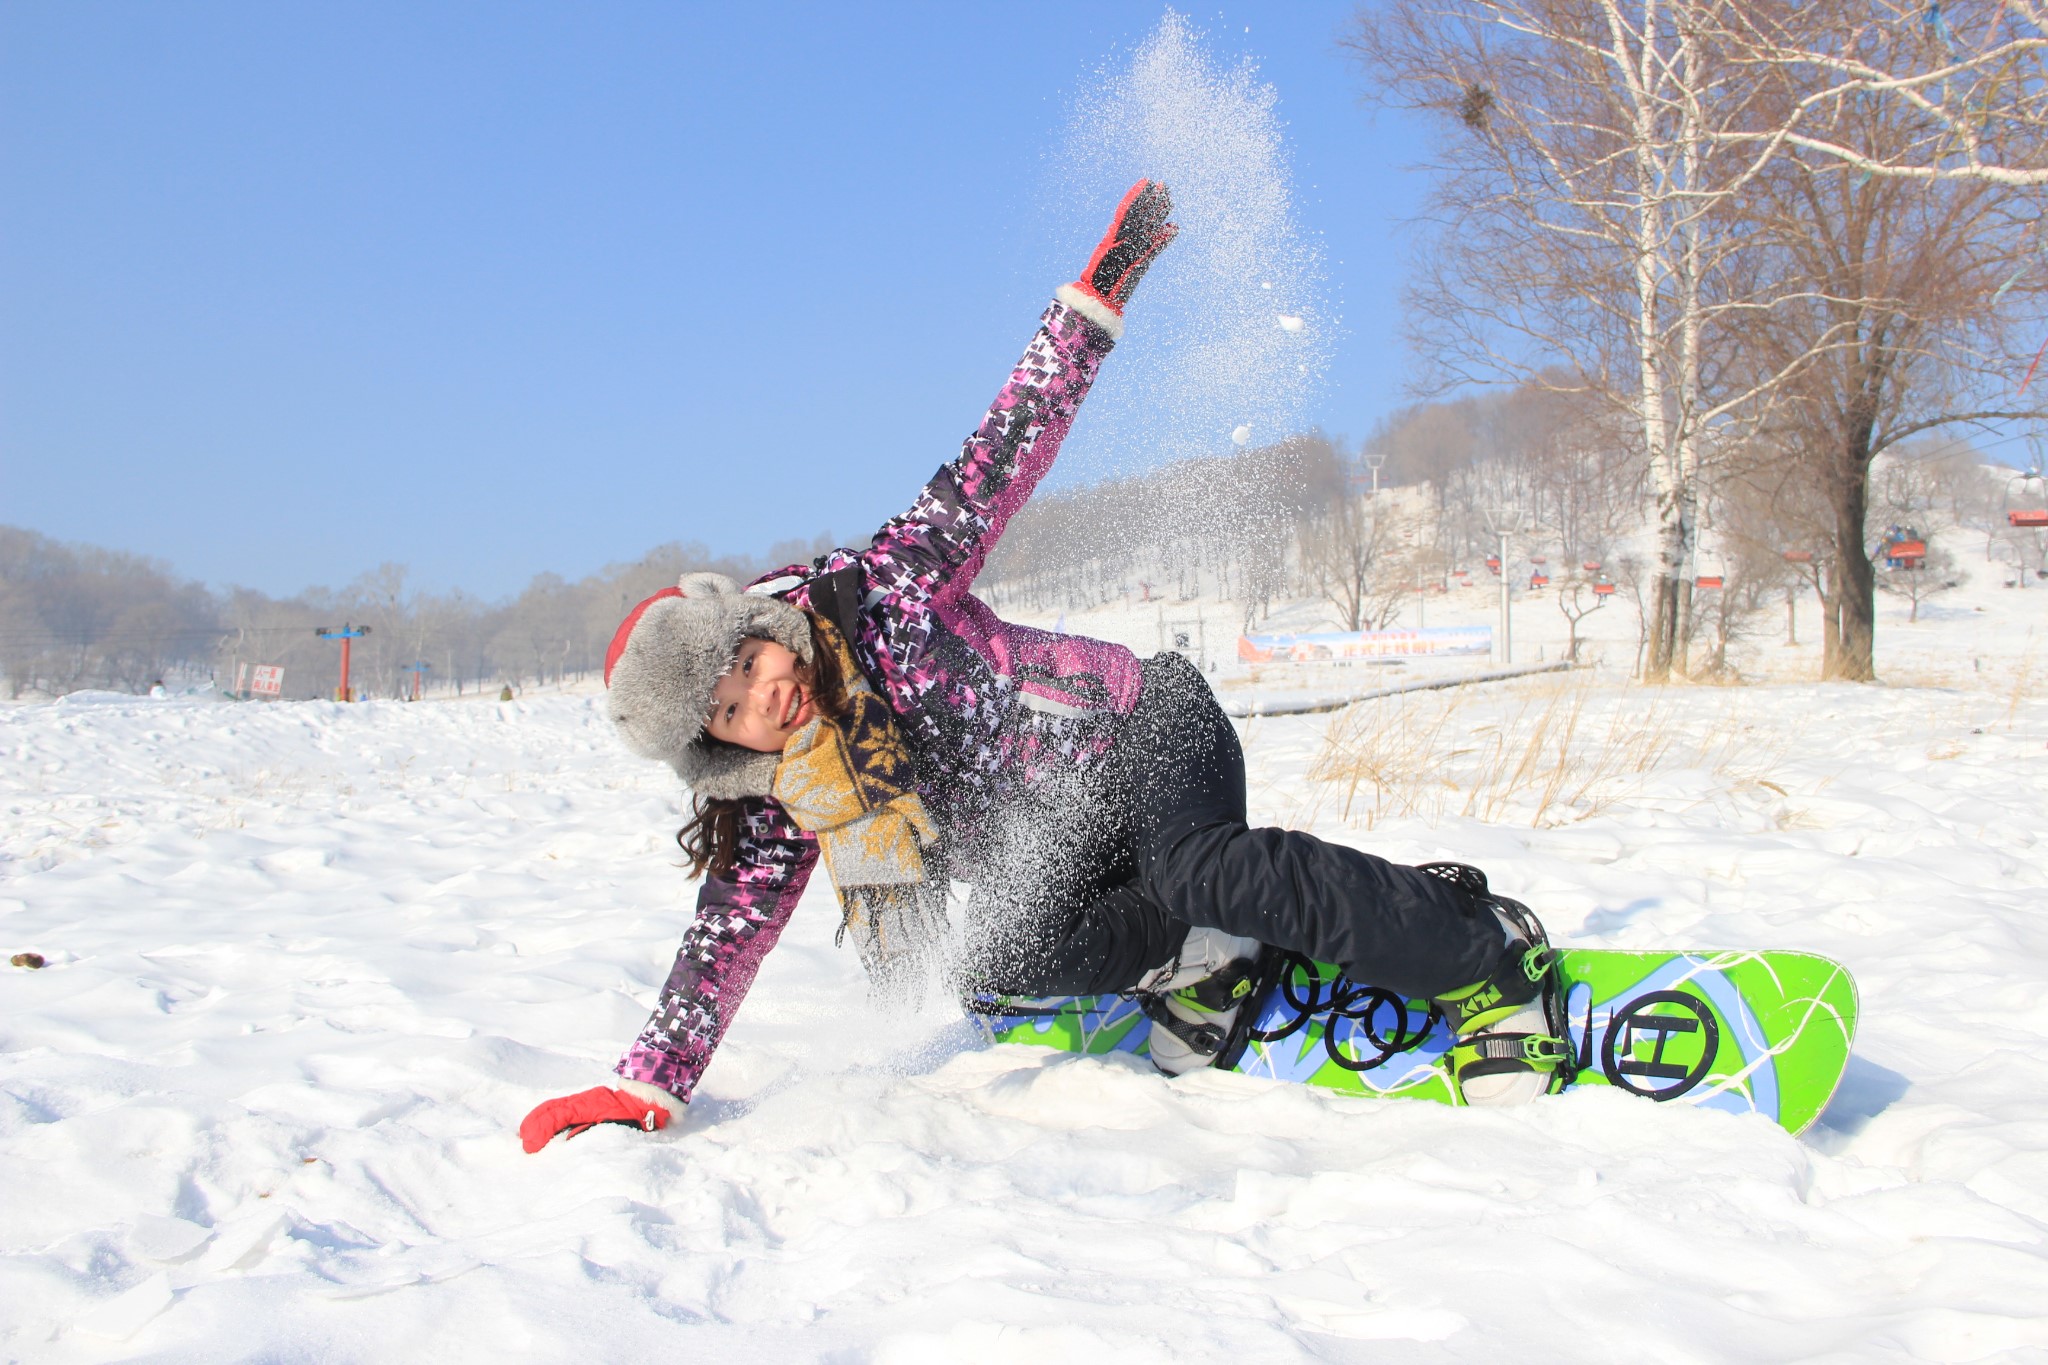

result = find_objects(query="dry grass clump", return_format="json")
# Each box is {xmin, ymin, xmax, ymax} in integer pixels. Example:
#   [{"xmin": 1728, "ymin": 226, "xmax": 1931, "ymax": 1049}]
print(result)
[
  {"xmin": 2001, "ymin": 648, "xmax": 2042, "ymax": 730},
  {"xmin": 1309, "ymin": 675, "xmax": 1785, "ymax": 829}
]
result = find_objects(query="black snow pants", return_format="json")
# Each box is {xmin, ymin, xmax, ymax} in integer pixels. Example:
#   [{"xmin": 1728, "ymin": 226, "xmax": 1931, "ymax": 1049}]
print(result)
[{"xmin": 968, "ymin": 653, "xmax": 1508, "ymax": 1000}]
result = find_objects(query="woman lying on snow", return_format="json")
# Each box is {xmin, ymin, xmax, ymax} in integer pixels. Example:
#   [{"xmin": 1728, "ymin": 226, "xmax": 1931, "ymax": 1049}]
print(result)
[{"xmin": 520, "ymin": 182, "xmax": 1568, "ymax": 1153}]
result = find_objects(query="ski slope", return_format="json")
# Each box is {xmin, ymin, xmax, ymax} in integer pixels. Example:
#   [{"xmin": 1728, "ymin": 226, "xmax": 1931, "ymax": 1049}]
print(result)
[{"xmin": 5, "ymin": 599, "xmax": 2048, "ymax": 1360}]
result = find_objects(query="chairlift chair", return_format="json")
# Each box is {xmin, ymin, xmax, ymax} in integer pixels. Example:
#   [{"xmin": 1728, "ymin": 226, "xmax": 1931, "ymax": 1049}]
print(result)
[
  {"xmin": 2007, "ymin": 444, "xmax": 2048, "ymax": 531},
  {"xmin": 1885, "ymin": 539, "xmax": 1928, "ymax": 569}
]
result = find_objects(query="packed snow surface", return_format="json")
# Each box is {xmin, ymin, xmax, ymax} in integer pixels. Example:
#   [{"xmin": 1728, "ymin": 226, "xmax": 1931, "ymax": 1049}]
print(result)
[{"xmin": 6, "ymin": 644, "xmax": 2048, "ymax": 1359}]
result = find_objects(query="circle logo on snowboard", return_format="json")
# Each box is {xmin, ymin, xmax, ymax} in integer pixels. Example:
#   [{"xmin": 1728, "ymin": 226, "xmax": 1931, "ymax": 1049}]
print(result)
[{"xmin": 1600, "ymin": 991, "xmax": 1719, "ymax": 1100}]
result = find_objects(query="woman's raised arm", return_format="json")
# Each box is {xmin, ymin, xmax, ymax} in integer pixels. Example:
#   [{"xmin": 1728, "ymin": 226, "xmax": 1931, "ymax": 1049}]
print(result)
[{"xmin": 862, "ymin": 182, "xmax": 1176, "ymax": 612}]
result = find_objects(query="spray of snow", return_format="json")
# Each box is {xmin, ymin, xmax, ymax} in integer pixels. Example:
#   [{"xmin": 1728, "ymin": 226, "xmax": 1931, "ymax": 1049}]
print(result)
[{"xmin": 1045, "ymin": 11, "xmax": 1332, "ymax": 490}]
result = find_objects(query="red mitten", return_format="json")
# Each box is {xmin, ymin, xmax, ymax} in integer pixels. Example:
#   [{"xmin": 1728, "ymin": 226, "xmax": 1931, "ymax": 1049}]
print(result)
[
  {"xmin": 1073, "ymin": 179, "xmax": 1178, "ymax": 318},
  {"xmin": 519, "ymin": 1086, "xmax": 670, "ymax": 1154}
]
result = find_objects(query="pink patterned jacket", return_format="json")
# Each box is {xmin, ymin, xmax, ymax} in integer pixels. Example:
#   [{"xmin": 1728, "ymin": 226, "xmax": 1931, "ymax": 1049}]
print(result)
[{"xmin": 615, "ymin": 296, "xmax": 1142, "ymax": 1103}]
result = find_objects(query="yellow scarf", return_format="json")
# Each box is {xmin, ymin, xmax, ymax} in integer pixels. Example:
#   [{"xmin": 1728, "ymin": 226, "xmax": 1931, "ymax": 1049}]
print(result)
[{"xmin": 771, "ymin": 619, "xmax": 940, "ymax": 970}]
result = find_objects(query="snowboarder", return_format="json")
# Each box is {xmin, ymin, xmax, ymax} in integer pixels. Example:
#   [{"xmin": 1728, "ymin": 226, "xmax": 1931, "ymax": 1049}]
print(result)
[{"xmin": 519, "ymin": 182, "xmax": 1566, "ymax": 1153}]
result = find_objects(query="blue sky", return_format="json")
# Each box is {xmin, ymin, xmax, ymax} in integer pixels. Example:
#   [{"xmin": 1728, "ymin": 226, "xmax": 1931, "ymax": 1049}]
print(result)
[{"xmin": 0, "ymin": 2, "xmax": 1436, "ymax": 599}]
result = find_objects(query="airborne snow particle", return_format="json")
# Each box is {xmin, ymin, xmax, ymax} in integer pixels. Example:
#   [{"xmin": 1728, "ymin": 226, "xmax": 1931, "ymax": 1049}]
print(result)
[
  {"xmin": 1232, "ymin": 425, "xmax": 1252, "ymax": 446},
  {"xmin": 1046, "ymin": 12, "xmax": 1332, "ymax": 485},
  {"xmin": 1277, "ymin": 315, "xmax": 1305, "ymax": 332}
]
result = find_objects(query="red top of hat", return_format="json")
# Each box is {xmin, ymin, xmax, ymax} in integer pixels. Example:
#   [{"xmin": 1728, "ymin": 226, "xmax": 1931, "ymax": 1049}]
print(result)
[{"xmin": 604, "ymin": 586, "xmax": 685, "ymax": 686}]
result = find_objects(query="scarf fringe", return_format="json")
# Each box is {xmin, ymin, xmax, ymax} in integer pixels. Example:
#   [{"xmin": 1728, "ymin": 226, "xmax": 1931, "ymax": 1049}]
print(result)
[{"xmin": 772, "ymin": 617, "xmax": 950, "ymax": 998}]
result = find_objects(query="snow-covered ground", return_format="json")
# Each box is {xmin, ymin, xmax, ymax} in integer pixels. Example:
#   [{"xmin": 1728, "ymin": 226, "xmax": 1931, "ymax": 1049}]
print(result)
[{"xmin": 6, "ymin": 577, "xmax": 2048, "ymax": 1361}]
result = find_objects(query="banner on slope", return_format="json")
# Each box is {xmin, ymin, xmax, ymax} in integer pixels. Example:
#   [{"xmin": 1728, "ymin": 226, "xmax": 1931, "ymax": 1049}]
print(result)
[
  {"xmin": 236, "ymin": 664, "xmax": 285, "ymax": 698},
  {"xmin": 1237, "ymin": 625, "xmax": 1491, "ymax": 664}
]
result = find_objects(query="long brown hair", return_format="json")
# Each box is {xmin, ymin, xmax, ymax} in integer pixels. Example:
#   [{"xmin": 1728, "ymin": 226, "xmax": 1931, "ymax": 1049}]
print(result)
[{"xmin": 676, "ymin": 611, "xmax": 849, "ymax": 879}]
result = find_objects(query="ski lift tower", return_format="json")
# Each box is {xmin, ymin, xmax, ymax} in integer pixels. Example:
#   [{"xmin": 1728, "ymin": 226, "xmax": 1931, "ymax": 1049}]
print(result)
[
  {"xmin": 314, "ymin": 623, "xmax": 371, "ymax": 702},
  {"xmin": 1364, "ymin": 448, "xmax": 1388, "ymax": 499},
  {"xmin": 1481, "ymin": 506, "xmax": 1526, "ymax": 664}
]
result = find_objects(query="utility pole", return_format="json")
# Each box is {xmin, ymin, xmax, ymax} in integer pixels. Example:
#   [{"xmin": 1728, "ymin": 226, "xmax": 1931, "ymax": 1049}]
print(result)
[
  {"xmin": 314, "ymin": 623, "xmax": 371, "ymax": 701},
  {"xmin": 1481, "ymin": 507, "xmax": 1525, "ymax": 665}
]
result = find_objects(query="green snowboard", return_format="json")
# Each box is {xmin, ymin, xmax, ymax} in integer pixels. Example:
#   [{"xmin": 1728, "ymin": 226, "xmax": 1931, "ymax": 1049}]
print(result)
[{"xmin": 974, "ymin": 949, "xmax": 1859, "ymax": 1135}]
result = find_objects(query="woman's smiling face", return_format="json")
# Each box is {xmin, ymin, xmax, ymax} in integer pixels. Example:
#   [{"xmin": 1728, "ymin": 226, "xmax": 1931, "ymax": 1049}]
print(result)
[{"xmin": 704, "ymin": 637, "xmax": 815, "ymax": 753}]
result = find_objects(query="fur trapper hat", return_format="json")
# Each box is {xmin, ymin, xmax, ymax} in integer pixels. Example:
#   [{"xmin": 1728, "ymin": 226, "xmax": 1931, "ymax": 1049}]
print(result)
[{"xmin": 604, "ymin": 571, "xmax": 814, "ymax": 799}]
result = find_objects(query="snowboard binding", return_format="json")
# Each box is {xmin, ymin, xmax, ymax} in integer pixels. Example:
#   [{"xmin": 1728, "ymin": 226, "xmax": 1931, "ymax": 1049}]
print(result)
[
  {"xmin": 1419, "ymin": 863, "xmax": 1575, "ymax": 1105},
  {"xmin": 1129, "ymin": 929, "xmax": 1283, "ymax": 1077}
]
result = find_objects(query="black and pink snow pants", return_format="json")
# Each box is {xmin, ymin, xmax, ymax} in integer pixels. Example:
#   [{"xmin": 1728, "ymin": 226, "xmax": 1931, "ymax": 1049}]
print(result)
[{"xmin": 963, "ymin": 653, "xmax": 1509, "ymax": 1001}]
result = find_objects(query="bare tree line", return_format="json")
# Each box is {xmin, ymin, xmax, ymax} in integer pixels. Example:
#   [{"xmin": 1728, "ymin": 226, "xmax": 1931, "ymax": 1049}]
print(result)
[
  {"xmin": 977, "ymin": 439, "xmax": 1327, "ymax": 630},
  {"xmin": 0, "ymin": 529, "xmax": 221, "ymax": 698},
  {"xmin": 983, "ymin": 388, "xmax": 1648, "ymax": 620},
  {"xmin": 7, "ymin": 394, "xmax": 2034, "ymax": 703},
  {"xmin": 0, "ymin": 525, "xmax": 833, "ymax": 701},
  {"xmin": 976, "ymin": 385, "xmax": 2037, "ymax": 678}
]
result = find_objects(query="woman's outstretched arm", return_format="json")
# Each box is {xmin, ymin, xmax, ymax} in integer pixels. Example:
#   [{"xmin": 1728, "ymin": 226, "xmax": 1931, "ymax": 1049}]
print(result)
[
  {"xmin": 520, "ymin": 803, "xmax": 816, "ymax": 1151},
  {"xmin": 610, "ymin": 802, "xmax": 818, "ymax": 1106},
  {"xmin": 862, "ymin": 182, "xmax": 1176, "ymax": 621}
]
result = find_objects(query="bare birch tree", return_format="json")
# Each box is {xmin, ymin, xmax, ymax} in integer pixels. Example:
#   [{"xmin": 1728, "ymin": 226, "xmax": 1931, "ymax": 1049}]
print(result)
[{"xmin": 1347, "ymin": 0, "xmax": 1819, "ymax": 681}]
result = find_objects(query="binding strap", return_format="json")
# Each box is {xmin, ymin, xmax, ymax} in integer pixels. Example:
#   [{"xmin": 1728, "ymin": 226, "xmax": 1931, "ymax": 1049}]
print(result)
[
  {"xmin": 1136, "ymin": 994, "xmax": 1227, "ymax": 1057},
  {"xmin": 1451, "ymin": 1032, "xmax": 1572, "ymax": 1086}
]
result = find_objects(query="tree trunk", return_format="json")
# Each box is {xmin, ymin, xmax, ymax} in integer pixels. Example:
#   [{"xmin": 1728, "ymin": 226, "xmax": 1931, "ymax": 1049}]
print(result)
[
  {"xmin": 1825, "ymin": 439, "xmax": 1877, "ymax": 682},
  {"xmin": 1834, "ymin": 551, "xmax": 1876, "ymax": 680},
  {"xmin": 1676, "ymin": 574, "xmax": 1696, "ymax": 678},
  {"xmin": 1818, "ymin": 567, "xmax": 1843, "ymax": 676},
  {"xmin": 1642, "ymin": 423, "xmax": 1700, "ymax": 681},
  {"xmin": 1646, "ymin": 570, "xmax": 1681, "ymax": 682}
]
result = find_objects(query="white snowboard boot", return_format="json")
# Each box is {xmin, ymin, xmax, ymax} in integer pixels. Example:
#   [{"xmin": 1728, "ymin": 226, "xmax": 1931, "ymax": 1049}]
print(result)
[
  {"xmin": 1433, "ymin": 896, "xmax": 1569, "ymax": 1106},
  {"xmin": 1134, "ymin": 928, "xmax": 1264, "ymax": 1076}
]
